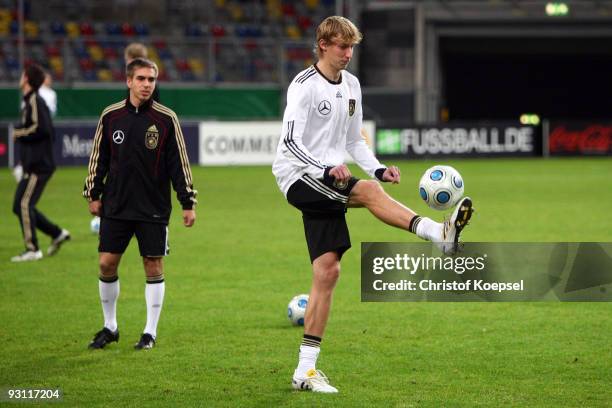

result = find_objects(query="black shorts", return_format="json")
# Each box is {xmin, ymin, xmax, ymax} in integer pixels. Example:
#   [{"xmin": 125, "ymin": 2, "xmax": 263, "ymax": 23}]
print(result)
[
  {"xmin": 99, "ymin": 217, "xmax": 169, "ymax": 257},
  {"xmin": 287, "ymin": 175, "xmax": 359, "ymax": 263}
]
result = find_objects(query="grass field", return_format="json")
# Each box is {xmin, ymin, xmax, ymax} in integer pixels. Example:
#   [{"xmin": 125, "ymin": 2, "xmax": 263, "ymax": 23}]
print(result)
[{"xmin": 1, "ymin": 158, "xmax": 611, "ymax": 407}]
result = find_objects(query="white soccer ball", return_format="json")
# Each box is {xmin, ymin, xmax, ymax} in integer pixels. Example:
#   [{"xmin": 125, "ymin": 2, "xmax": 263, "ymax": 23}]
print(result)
[
  {"xmin": 287, "ymin": 294, "xmax": 309, "ymax": 326},
  {"xmin": 90, "ymin": 216, "xmax": 100, "ymax": 234},
  {"xmin": 418, "ymin": 165, "xmax": 465, "ymax": 211}
]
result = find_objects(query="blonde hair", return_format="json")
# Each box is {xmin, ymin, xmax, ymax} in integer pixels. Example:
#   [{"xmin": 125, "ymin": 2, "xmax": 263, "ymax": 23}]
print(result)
[
  {"xmin": 124, "ymin": 42, "xmax": 148, "ymax": 63},
  {"xmin": 314, "ymin": 16, "xmax": 362, "ymax": 58}
]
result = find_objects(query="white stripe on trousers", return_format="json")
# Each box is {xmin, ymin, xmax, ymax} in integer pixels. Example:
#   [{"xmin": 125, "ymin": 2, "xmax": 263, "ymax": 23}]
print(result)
[
  {"xmin": 20, "ymin": 174, "xmax": 38, "ymax": 251},
  {"xmin": 302, "ymin": 175, "xmax": 349, "ymax": 203}
]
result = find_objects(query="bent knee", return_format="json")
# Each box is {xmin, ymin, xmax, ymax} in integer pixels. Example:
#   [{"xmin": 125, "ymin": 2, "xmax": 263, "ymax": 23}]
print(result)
[{"xmin": 355, "ymin": 180, "xmax": 384, "ymax": 202}]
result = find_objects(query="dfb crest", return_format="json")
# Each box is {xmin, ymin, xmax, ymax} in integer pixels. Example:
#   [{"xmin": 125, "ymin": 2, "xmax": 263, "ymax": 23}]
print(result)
[{"xmin": 145, "ymin": 124, "xmax": 159, "ymax": 149}]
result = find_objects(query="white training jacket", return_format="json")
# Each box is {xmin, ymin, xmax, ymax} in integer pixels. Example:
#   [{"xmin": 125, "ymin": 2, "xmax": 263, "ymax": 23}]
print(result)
[{"xmin": 272, "ymin": 65, "xmax": 384, "ymax": 197}]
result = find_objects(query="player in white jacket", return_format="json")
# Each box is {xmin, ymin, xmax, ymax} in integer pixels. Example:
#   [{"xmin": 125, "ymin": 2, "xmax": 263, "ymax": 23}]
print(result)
[{"xmin": 273, "ymin": 16, "xmax": 473, "ymax": 393}]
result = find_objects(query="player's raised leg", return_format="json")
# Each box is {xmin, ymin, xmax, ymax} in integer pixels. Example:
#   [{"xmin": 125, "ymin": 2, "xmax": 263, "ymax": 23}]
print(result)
[
  {"xmin": 89, "ymin": 252, "xmax": 121, "ymax": 349},
  {"xmin": 135, "ymin": 256, "xmax": 165, "ymax": 350},
  {"xmin": 348, "ymin": 180, "xmax": 473, "ymax": 255},
  {"xmin": 292, "ymin": 251, "xmax": 339, "ymax": 393}
]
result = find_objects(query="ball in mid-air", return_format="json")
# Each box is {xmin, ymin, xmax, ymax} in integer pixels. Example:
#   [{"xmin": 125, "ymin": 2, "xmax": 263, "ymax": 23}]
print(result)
[{"xmin": 419, "ymin": 165, "xmax": 464, "ymax": 211}]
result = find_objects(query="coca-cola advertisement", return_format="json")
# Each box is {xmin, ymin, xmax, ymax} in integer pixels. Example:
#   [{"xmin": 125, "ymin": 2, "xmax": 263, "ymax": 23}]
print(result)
[
  {"xmin": 0, "ymin": 125, "xmax": 8, "ymax": 167},
  {"xmin": 549, "ymin": 122, "xmax": 612, "ymax": 156}
]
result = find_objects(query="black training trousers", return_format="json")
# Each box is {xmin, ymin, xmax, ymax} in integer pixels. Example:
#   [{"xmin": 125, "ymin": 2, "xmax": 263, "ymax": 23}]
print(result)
[{"xmin": 13, "ymin": 172, "xmax": 62, "ymax": 251}]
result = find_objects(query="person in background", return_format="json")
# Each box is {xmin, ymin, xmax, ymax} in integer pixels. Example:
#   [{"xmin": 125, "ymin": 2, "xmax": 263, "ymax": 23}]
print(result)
[
  {"xmin": 11, "ymin": 64, "xmax": 70, "ymax": 262},
  {"xmin": 39, "ymin": 72, "xmax": 57, "ymax": 117}
]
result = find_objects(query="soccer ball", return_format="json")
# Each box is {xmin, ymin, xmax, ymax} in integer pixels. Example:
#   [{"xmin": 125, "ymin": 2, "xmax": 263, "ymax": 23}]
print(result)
[
  {"xmin": 418, "ymin": 165, "xmax": 464, "ymax": 211},
  {"xmin": 90, "ymin": 216, "xmax": 100, "ymax": 234},
  {"xmin": 287, "ymin": 294, "xmax": 309, "ymax": 326}
]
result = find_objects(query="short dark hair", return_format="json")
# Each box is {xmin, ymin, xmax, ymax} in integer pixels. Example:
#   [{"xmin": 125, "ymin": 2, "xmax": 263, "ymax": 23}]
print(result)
[
  {"xmin": 126, "ymin": 58, "xmax": 158, "ymax": 78},
  {"xmin": 24, "ymin": 64, "xmax": 45, "ymax": 91}
]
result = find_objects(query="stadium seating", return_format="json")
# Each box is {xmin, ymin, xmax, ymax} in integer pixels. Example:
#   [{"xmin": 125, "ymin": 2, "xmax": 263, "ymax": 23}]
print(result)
[{"xmin": 0, "ymin": 0, "xmax": 333, "ymax": 83}]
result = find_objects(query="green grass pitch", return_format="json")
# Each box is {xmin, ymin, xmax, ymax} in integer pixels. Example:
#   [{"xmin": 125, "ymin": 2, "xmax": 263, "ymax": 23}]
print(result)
[{"xmin": 1, "ymin": 158, "xmax": 611, "ymax": 407}]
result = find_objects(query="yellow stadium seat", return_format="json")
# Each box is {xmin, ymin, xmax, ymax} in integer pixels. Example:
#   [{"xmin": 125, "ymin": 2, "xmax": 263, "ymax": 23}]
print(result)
[
  {"xmin": 24, "ymin": 21, "xmax": 39, "ymax": 38},
  {"xmin": 150, "ymin": 57, "xmax": 163, "ymax": 71},
  {"xmin": 147, "ymin": 48, "xmax": 159, "ymax": 60},
  {"xmin": 189, "ymin": 58, "xmax": 205, "ymax": 75},
  {"xmin": 229, "ymin": 4, "xmax": 244, "ymax": 20},
  {"xmin": 0, "ymin": 9, "xmax": 11, "ymax": 24},
  {"xmin": 89, "ymin": 46, "xmax": 103, "ymax": 61},
  {"xmin": 286, "ymin": 25, "xmax": 301, "ymax": 40},
  {"xmin": 97, "ymin": 69, "xmax": 112, "ymax": 81},
  {"xmin": 50, "ymin": 57, "xmax": 63, "ymax": 70},
  {"xmin": 266, "ymin": 0, "xmax": 282, "ymax": 19},
  {"xmin": 66, "ymin": 22, "xmax": 79, "ymax": 38},
  {"xmin": 305, "ymin": 0, "xmax": 319, "ymax": 9}
]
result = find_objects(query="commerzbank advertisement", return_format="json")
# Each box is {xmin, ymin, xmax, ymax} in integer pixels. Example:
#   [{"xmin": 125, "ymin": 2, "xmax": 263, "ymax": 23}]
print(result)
[
  {"xmin": 375, "ymin": 123, "xmax": 541, "ymax": 158},
  {"xmin": 362, "ymin": 243, "xmax": 612, "ymax": 301},
  {"xmin": 198, "ymin": 121, "xmax": 376, "ymax": 165}
]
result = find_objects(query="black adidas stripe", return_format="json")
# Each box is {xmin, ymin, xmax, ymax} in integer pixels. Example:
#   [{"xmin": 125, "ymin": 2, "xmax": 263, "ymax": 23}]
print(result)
[
  {"xmin": 295, "ymin": 68, "xmax": 315, "ymax": 83},
  {"xmin": 297, "ymin": 70, "xmax": 316, "ymax": 84},
  {"xmin": 283, "ymin": 121, "xmax": 324, "ymax": 169}
]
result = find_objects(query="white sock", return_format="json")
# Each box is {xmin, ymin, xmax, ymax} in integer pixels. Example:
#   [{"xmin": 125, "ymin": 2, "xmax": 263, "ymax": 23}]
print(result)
[
  {"xmin": 144, "ymin": 281, "xmax": 165, "ymax": 338},
  {"xmin": 295, "ymin": 345, "xmax": 320, "ymax": 378},
  {"xmin": 415, "ymin": 217, "xmax": 442, "ymax": 242},
  {"xmin": 99, "ymin": 279, "xmax": 119, "ymax": 332}
]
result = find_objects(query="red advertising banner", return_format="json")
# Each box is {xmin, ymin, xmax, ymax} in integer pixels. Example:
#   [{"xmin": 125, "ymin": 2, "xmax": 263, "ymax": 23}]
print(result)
[
  {"xmin": 0, "ymin": 125, "xmax": 8, "ymax": 167},
  {"xmin": 549, "ymin": 122, "xmax": 612, "ymax": 156}
]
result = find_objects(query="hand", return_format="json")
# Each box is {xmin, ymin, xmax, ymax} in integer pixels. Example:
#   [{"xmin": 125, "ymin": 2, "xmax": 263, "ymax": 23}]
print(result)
[
  {"xmin": 183, "ymin": 209, "xmax": 196, "ymax": 227},
  {"xmin": 382, "ymin": 166, "xmax": 401, "ymax": 184},
  {"xmin": 329, "ymin": 164, "xmax": 352, "ymax": 184},
  {"xmin": 89, "ymin": 200, "xmax": 102, "ymax": 216}
]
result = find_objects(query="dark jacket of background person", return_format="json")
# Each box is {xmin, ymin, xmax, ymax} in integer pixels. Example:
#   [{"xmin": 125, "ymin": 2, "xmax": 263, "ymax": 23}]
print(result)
[{"xmin": 14, "ymin": 91, "xmax": 55, "ymax": 174}]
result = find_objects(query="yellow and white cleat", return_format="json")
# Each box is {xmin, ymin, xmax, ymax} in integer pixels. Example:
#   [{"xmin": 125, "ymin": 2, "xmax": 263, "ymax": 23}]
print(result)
[
  {"xmin": 436, "ymin": 196, "xmax": 474, "ymax": 255},
  {"xmin": 292, "ymin": 369, "xmax": 338, "ymax": 393}
]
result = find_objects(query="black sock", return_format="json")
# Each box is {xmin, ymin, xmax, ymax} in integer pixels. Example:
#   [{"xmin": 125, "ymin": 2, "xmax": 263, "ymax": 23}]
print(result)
[
  {"xmin": 408, "ymin": 215, "xmax": 422, "ymax": 234},
  {"xmin": 301, "ymin": 334, "xmax": 322, "ymax": 348}
]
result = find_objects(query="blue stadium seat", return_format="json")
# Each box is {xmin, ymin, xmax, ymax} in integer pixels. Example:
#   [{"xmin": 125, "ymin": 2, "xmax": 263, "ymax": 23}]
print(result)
[
  {"xmin": 235, "ymin": 26, "xmax": 249, "ymax": 37},
  {"xmin": 185, "ymin": 24, "xmax": 204, "ymax": 37},
  {"xmin": 105, "ymin": 22, "xmax": 121, "ymax": 36},
  {"xmin": 180, "ymin": 71, "xmax": 196, "ymax": 81},
  {"xmin": 50, "ymin": 21, "xmax": 66, "ymax": 35},
  {"xmin": 246, "ymin": 26, "xmax": 262, "ymax": 37},
  {"xmin": 134, "ymin": 23, "xmax": 149, "ymax": 36},
  {"xmin": 73, "ymin": 44, "xmax": 89, "ymax": 58},
  {"xmin": 158, "ymin": 48, "xmax": 173, "ymax": 60},
  {"xmin": 83, "ymin": 70, "xmax": 97, "ymax": 81},
  {"xmin": 6, "ymin": 55, "xmax": 19, "ymax": 70}
]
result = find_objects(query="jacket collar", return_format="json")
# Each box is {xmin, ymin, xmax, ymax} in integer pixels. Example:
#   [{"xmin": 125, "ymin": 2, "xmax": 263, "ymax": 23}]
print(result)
[{"xmin": 126, "ymin": 97, "xmax": 153, "ymax": 113}]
